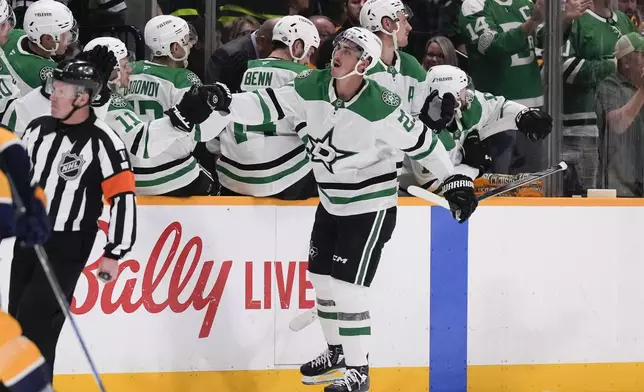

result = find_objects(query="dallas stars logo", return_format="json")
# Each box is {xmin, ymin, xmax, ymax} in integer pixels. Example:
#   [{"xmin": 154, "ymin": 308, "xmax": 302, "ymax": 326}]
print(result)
[
  {"xmin": 307, "ymin": 127, "xmax": 356, "ymax": 173},
  {"xmin": 381, "ymin": 91, "xmax": 400, "ymax": 106}
]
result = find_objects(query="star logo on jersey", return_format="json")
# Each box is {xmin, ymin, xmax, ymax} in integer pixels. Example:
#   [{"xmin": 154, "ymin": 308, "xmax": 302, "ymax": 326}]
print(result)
[
  {"xmin": 307, "ymin": 127, "xmax": 356, "ymax": 174},
  {"xmin": 110, "ymin": 93, "xmax": 128, "ymax": 108},
  {"xmin": 39, "ymin": 66, "xmax": 54, "ymax": 82},
  {"xmin": 186, "ymin": 72, "xmax": 202, "ymax": 86},
  {"xmin": 58, "ymin": 152, "xmax": 85, "ymax": 181},
  {"xmin": 297, "ymin": 69, "xmax": 313, "ymax": 79},
  {"xmin": 381, "ymin": 90, "xmax": 401, "ymax": 106}
]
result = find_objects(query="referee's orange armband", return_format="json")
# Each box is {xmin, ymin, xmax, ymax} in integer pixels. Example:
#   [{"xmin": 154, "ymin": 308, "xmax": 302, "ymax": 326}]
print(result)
[{"xmin": 101, "ymin": 171, "xmax": 135, "ymax": 204}]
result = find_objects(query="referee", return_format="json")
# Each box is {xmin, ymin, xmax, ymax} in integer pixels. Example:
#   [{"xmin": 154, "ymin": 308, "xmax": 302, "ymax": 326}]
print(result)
[{"xmin": 6, "ymin": 58, "xmax": 137, "ymax": 383}]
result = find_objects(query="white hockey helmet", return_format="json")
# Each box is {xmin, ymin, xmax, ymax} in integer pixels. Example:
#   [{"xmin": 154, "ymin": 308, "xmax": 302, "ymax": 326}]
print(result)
[
  {"xmin": 0, "ymin": 0, "xmax": 16, "ymax": 29},
  {"xmin": 332, "ymin": 27, "xmax": 382, "ymax": 79},
  {"xmin": 426, "ymin": 65, "xmax": 472, "ymax": 105},
  {"xmin": 272, "ymin": 15, "xmax": 320, "ymax": 63},
  {"xmin": 360, "ymin": 0, "xmax": 412, "ymax": 50},
  {"xmin": 23, "ymin": 0, "xmax": 78, "ymax": 54},
  {"xmin": 144, "ymin": 15, "xmax": 197, "ymax": 66},
  {"xmin": 84, "ymin": 37, "xmax": 133, "ymax": 91}
]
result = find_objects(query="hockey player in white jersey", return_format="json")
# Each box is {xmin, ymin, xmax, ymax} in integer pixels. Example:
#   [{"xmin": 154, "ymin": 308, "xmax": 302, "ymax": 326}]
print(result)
[
  {"xmin": 410, "ymin": 65, "xmax": 553, "ymax": 190},
  {"xmin": 213, "ymin": 15, "xmax": 319, "ymax": 199},
  {"xmin": 0, "ymin": 0, "xmax": 19, "ymax": 118},
  {"xmin": 202, "ymin": 27, "xmax": 478, "ymax": 392},
  {"xmin": 124, "ymin": 14, "xmax": 215, "ymax": 196}
]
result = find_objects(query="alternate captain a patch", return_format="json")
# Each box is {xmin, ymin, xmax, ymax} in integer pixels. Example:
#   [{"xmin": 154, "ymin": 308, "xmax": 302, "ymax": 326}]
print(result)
[{"xmin": 58, "ymin": 152, "xmax": 85, "ymax": 181}]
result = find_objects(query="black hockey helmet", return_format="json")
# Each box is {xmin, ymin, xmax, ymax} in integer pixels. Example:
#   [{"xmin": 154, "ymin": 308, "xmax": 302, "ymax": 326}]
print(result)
[{"xmin": 51, "ymin": 59, "xmax": 103, "ymax": 102}]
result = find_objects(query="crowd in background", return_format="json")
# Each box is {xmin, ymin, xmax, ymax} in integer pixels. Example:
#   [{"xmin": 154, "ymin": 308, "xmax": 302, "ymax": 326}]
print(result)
[{"xmin": 27, "ymin": 0, "xmax": 644, "ymax": 198}]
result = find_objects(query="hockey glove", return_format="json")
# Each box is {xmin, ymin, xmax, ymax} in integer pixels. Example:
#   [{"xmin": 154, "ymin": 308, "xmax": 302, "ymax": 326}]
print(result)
[
  {"xmin": 442, "ymin": 174, "xmax": 478, "ymax": 223},
  {"xmin": 165, "ymin": 85, "xmax": 214, "ymax": 133},
  {"xmin": 461, "ymin": 130, "xmax": 491, "ymax": 177},
  {"xmin": 199, "ymin": 82, "xmax": 232, "ymax": 113},
  {"xmin": 15, "ymin": 186, "xmax": 51, "ymax": 247},
  {"xmin": 419, "ymin": 90, "xmax": 457, "ymax": 131},
  {"xmin": 516, "ymin": 108, "xmax": 553, "ymax": 141},
  {"xmin": 76, "ymin": 45, "xmax": 117, "ymax": 107}
]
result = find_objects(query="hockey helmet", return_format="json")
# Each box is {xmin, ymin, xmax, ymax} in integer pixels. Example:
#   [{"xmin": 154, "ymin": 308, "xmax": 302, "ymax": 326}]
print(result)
[
  {"xmin": 359, "ymin": 0, "xmax": 412, "ymax": 49},
  {"xmin": 426, "ymin": 65, "xmax": 473, "ymax": 105},
  {"xmin": 0, "ymin": 0, "xmax": 16, "ymax": 29},
  {"xmin": 144, "ymin": 15, "xmax": 197, "ymax": 65},
  {"xmin": 332, "ymin": 27, "xmax": 382, "ymax": 79},
  {"xmin": 272, "ymin": 15, "xmax": 320, "ymax": 63},
  {"xmin": 84, "ymin": 37, "xmax": 133, "ymax": 91},
  {"xmin": 23, "ymin": 0, "xmax": 78, "ymax": 54},
  {"xmin": 48, "ymin": 59, "xmax": 103, "ymax": 102}
]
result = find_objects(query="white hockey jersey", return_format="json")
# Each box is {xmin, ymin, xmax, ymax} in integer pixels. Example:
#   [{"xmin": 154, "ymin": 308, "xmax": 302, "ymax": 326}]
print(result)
[
  {"xmin": 409, "ymin": 89, "xmax": 526, "ymax": 190},
  {"xmin": 214, "ymin": 58, "xmax": 312, "ymax": 197},
  {"xmin": 123, "ymin": 60, "xmax": 204, "ymax": 194},
  {"xmin": 1, "ymin": 88, "xmax": 195, "ymax": 195},
  {"xmin": 213, "ymin": 68, "xmax": 456, "ymax": 216},
  {"xmin": 366, "ymin": 50, "xmax": 428, "ymax": 178}
]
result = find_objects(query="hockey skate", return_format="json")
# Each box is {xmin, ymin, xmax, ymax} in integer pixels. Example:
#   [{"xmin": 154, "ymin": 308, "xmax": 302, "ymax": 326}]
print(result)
[
  {"xmin": 324, "ymin": 366, "xmax": 369, "ymax": 392},
  {"xmin": 300, "ymin": 345, "xmax": 346, "ymax": 385}
]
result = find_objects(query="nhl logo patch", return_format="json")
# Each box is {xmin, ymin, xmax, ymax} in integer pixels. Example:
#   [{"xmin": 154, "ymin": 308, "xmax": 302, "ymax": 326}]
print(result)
[
  {"xmin": 381, "ymin": 91, "xmax": 400, "ymax": 106},
  {"xmin": 58, "ymin": 152, "xmax": 85, "ymax": 181},
  {"xmin": 297, "ymin": 69, "xmax": 313, "ymax": 79},
  {"xmin": 39, "ymin": 66, "xmax": 54, "ymax": 81},
  {"xmin": 186, "ymin": 72, "xmax": 202, "ymax": 86}
]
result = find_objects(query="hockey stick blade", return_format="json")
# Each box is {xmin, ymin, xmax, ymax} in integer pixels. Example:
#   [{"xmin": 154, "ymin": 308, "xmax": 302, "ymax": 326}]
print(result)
[
  {"xmin": 289, "ymin": 309, "xmax": 318, "ymax": 332},
  {"xmin": 407, "ymin": 161, "xmax": 568, "ymax": 210},
  {"xmin": 6, "ymin": 176, "xmax": 108, "ymax": 392}
]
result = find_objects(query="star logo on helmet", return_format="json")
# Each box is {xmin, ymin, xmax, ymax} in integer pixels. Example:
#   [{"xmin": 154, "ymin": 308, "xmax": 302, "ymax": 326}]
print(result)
[
  {"xmin": 297, "ymin": 69, "xmax": 313, "ymax": 79},
  {"xmin": 306, "ymin": 127, "xmax": 356, "ymax": 174},
  {"xmin": 381, "ymin": 91, "xmax": 400, "ymax": 106},
  {"xmin": 40, "ymin": 66, "xmax": 54, "ymax": 81}
]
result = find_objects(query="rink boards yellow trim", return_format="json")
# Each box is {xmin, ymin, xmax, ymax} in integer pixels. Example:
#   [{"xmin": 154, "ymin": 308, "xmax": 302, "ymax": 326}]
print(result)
[{"xmin": 53, "ymin": 362, "xmax": 644, "ymax": 392}]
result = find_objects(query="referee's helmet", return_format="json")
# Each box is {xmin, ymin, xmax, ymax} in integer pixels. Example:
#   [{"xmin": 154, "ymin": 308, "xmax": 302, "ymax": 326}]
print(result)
[{"xmin": 51, "ymin": 59, "xmax": 103, "ymax": 102}]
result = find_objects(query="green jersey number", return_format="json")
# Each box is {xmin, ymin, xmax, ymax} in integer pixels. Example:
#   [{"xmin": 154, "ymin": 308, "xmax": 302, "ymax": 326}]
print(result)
[
  {"xmin": 0, "ymin": 79, "xmax": 13, "ymax": 98},
  {"xmin": 397, "ymin": 110, "xmax": 416, "ymax": 132},
  {"xmin": 115, "ymin": 112, "xmax": 142, "ymax": 133},
  {"xmin": 500, "ymin": 22, "xmax": 535, "ymax": 67},
  {"xmin": 233, "ymin": 122, "xmax": 278, "ymax": 144},
  {"xmin": 465, "ymin": 16, "xmax": 490, "ymax": 41},
  {"xmin": 130, "ymin": 99, "xmax": 164, "ymax": 120}
]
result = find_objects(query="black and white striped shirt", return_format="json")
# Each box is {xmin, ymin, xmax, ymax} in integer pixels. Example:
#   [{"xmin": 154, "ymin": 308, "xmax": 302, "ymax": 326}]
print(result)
[{"xmin": 22, "ymin": 110, "xmax": 136, "ymax": 260}]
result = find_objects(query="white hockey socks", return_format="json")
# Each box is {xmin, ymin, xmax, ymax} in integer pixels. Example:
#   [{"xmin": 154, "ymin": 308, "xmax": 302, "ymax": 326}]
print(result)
[
  {"xmin": 309, "ymin": 272, "xmax": 342, "ymax": 345},
  {"xmin": 0, "ymin": 311, "xmax": 52, "ymax": 392},
  {"xmin": 333, "ymin": 279, "xmax": 371, "ymax": 367}
]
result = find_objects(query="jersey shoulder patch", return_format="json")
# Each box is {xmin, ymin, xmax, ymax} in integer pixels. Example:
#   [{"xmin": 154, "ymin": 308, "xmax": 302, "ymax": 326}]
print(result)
[
  {"xmin": 347, "ymin": 82, "xmax": 400, "ymax": 122},
  {"xmin": 397, "ymin": 51, "xmax": 426, "ymax": 82},
  {"xmin": 461, "ymin": 0, "xmax": 486, "ymax": 16},
  {"xmin": 109, "ymin": 93, "xmax": 130, "ymax": 109}
]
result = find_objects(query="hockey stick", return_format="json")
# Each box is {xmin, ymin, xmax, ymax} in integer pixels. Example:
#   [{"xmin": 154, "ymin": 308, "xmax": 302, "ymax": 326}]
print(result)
[
  {"xmin": 290, "ymin": 162, "xmax": 568, "ymax": 332},
  {"xmin": 407, "ymin": 161, "xmax": 569, "ymax": 209},
  {"xmin": 6, "ymin": 176, "xmax": 108, "ymax": 392}
]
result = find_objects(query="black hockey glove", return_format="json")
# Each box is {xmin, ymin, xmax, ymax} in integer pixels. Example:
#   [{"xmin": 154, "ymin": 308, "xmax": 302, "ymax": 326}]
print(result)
[
  {"xmin": 516, "ymin": 108, "xmax": 553, "ymax": 141},
  {"xmin": 199, "ymin": 82, "xmax": 232, "ymax": 113},
  {"xmin": 419, "ymin": 90, "xmax": 457, "ymax": 130},
  {"xmin": 442, "ymin": 174, "xmax": 478, "ymax": 223},
  {"xmin": 165, "ymin": 85, "xmax": 214, "ymax": 133},
  {"xmin": 76, "ymin": 45, "xmax": 117, "ymax": 107},
  {"xmin": 460, "ymin": 130, "xmax": 491, "ymax": 177}
]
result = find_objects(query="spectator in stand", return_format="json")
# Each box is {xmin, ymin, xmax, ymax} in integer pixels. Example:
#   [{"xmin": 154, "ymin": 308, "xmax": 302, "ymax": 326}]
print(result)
[
  {"xmin": 315, "ymin": 0, "xmax": 365, "ymax": 69},
  {"xmin": 226, "ymin": 15, "xmax": 260, "ymax": 43},
  {"xmin": 596, "ymin": 32, "xmax": 644, "ymax": 196},
  {"xmin": 205, "ymin": 17, "xmax": 278, "ymax": 91},
  {"xmin": 459, "ymin": 0, "xmax": 590, "ymax": 176},
  {"xmin": 423, "ymin": 35, "xmax": 458, "ymax": 70},
  {"xmin": 309, "ymin": 15, "xmax": 336, "ymax": 67},
  {"xmin": 405, "ymin": 0, "xmax": 463, "ymax": 61},
  {"xmin": 562, "ymin": 0, "xmax": 636, "ymax": 196},
  {"xmin": 618, "ymin": 0, "xmax": 644, "ymax": 29}
]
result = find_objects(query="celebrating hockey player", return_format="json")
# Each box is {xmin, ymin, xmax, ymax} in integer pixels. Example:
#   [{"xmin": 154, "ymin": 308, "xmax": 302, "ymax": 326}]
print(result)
[
  {"xmin": 124, "ymin": 15, "xmax": 215, "ymax": 196},
  {"xmin": 0, "ymin": 0, "xmax": 18, "ymax": 119},
  {"xmin": 213, "ymin": 15, "xmax": 319, "ymax": 199},
  {"xmin": 409, "ymin": 65, "xmax": 553, "ymax": 189},
  {"xmin": 201, "ymin": 27, "xmax": 478, "ymax": 392},
  {"xmin": 2, "ymin": 0, "xmax": 77, "ymax": 96},
  {"xmin": 0, "ymin": 127, "xmax": 52, "ymax": 392}
]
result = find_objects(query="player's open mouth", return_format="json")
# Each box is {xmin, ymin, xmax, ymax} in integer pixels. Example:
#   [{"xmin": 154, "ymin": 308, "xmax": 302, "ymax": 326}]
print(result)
[{"xmin": 333, "ymin": 60, "xmax": 341, "ymax": 68}]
